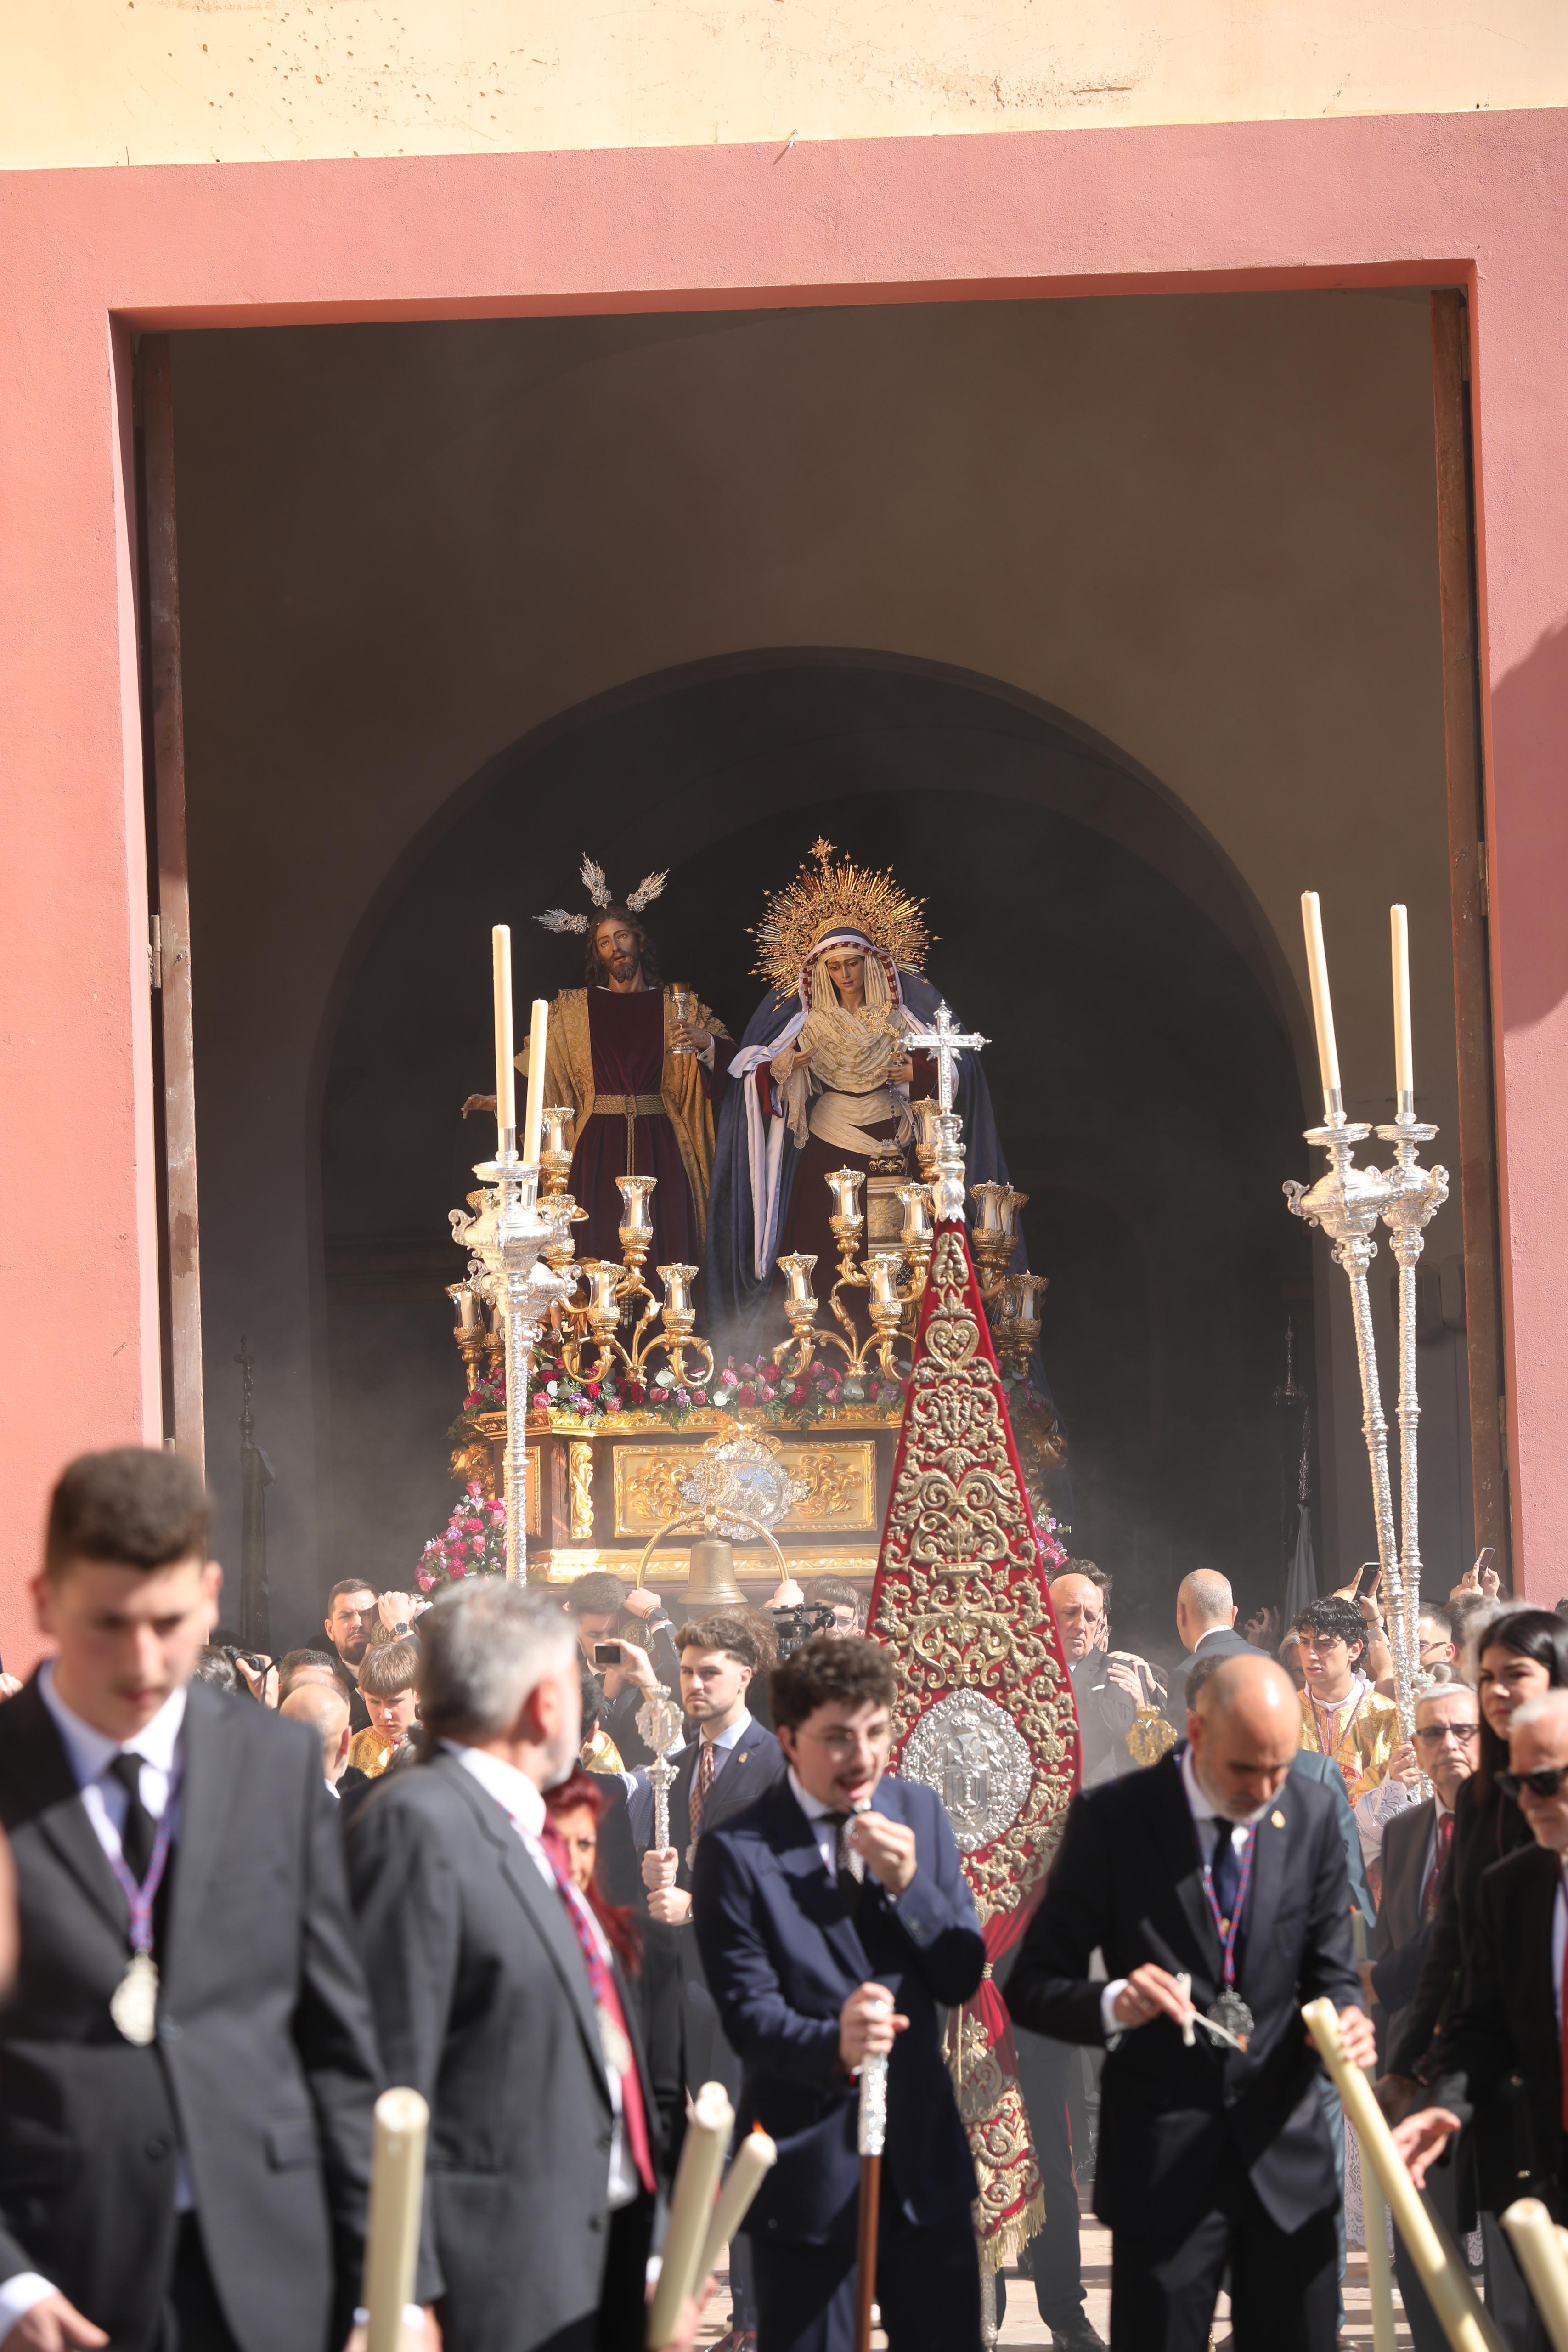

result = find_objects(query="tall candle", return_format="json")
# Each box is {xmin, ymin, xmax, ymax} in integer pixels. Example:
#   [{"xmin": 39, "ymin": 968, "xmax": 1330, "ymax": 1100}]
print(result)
[
  {"xmin": 361, "ymin": 2087, "xmax": 429, "ymax": 2352},
  {"xmin": 646, "ymin": 2081, "xmax": 733, "ymax": 2348},
  {"xmin": 1391, "ymin": 904, "xmax": 1414, "ymax": 1101},
  {"xmin": 523, "ymin": 997, "xmax": 548, "ymax": 1166},
  {"xmin": 695, "ymin": 2129, "xmax": 778, "ymax": 2286},
  {"xmin": 1300, "ymin": 892, "xmax": 1342, "ymax": 1108},
  {"xmin": 492, "ymin": 927, "xmax": 516, "ymax": 1137}
]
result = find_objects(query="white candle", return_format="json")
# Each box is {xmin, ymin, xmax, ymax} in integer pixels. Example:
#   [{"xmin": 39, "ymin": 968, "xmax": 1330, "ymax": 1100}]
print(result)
[
  {"xmin": 1300, "ymin": 892, "xmax": 1342, "ymax": 1107},
  {"xmin": 523, "ymin": 997, "xmax": 549, "ymax": 1166},
  {"xmin": 695, "ymin": 2129, "xmax": 778, "ymax": 2287},
  {"xmin": 1391, "ymin": 904, "xmax": 1414, "ymax": 1101},
  {"xmin": 361, "ymin": 2087, "xmax": 429, "ymax": 2352},
  {"xmin": 492, "ymin": 927, "xmax": 516, "ymax": 1137},
  {"xmin": 646, "ymin": 2081, "xmax": 733, "ymax": 2348}
]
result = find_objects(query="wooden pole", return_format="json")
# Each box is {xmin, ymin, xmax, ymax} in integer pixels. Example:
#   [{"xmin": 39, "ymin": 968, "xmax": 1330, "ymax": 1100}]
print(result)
[
  {"xmin": 1349, "ymin": 1917, "xmax": 1399, "ymax": 2352},
  {"xmin": 853, "ymin": 2149, "xmax": 881, "ymax": 2352},
  {"xmin": 1303, "ymin": 2001, "xmax": 1505, "ymax": 2352},
  {"xmin": 1429, "ymin": 288, "xmax": 1509, "ymax": 1580}
]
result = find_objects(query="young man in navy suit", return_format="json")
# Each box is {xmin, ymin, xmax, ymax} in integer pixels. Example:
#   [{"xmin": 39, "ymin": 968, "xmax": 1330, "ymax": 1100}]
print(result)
[{"xmin": 692, "ymin": 1636, "xmax": 985, "ymax": 2352}]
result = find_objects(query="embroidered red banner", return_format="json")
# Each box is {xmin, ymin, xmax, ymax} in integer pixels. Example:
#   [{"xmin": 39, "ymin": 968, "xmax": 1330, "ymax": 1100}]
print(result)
[{"xmin": 867, "ymin": 1219, "xmax": 1080, "ymax": 2271}]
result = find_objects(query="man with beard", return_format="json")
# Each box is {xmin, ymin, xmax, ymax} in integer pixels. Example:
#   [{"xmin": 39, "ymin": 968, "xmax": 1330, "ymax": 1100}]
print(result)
[
  {"xmin": 322, "ymin": 1581, "xmax": 378, "ymax": 1731},
  {"xmin": 463, "ymin": 859, "xmax": 732, "ymax": 1271},
  {"xmin": 347, "ymin": 1579, "xmax": 687, "ymax": 2352},
  {"xmin": 1007, "ymin": 1654, "xmax": 1372, "ymax": 2352}
]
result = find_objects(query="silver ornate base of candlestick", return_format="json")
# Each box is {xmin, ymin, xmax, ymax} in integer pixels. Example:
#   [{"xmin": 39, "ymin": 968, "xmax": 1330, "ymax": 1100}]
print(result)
[
  {"xmin": 1285, "ymin": 1092, "xmax": 1447, "ymax": 1737},
  {"xmin": 452, "ymin": 1130, "xmax": 575, "ymax": 1578}
]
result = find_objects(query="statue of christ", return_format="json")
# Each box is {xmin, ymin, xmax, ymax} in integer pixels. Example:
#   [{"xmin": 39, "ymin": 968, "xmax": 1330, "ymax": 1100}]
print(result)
[{"xmin": 463, "ymin": 869, "xmax": 732, "ymax": 1271}]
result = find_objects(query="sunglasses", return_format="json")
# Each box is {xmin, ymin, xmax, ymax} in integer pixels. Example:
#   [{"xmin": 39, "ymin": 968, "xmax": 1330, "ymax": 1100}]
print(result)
[{"xmin": 1498, "ymin": 1764, "xmax": 1568, "ymax": 1801}]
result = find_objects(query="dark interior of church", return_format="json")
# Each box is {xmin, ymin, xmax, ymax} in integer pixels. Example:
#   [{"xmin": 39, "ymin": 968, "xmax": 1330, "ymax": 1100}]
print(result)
[{"xmin": 317, "ymin": 657, "xmax": 1314, "ymax": 1655}]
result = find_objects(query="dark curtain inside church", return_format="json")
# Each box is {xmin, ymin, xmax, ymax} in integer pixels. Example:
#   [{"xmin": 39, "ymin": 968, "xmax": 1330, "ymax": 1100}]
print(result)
[{"xmin": 319, "ymin": 657, "xmax": 1313, "ymax": 1660}]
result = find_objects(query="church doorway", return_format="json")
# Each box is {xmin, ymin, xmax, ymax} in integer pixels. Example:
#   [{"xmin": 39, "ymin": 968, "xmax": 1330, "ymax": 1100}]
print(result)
[{"xmin": 155, "ymin": 288, "xmax": 1488, "ymax": 1655}]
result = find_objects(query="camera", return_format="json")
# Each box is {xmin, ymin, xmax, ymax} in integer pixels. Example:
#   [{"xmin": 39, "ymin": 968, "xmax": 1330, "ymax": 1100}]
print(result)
[
  {"xmin": 592, "ymin": 1640, "xmax": 626, "ymax": 1668},
  {"xmin": 767, "ymin": 1603, "xmax": 837, "ymax": 1657}
]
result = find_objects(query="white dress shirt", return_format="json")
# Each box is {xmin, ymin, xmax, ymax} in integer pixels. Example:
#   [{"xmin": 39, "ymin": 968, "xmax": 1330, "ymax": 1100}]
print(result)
[
  {"xmin": 695, "ymin": 1708, "xmax": 752, "ymax": 1785},
  {"xmin": 787, "ymin": 1765, "xmax": 857, "ymax": 1880},
  {"xmin": 443, "ymin": 1743, "xmax": 638, "ymax": 2207},
  {"xmin": 1099, "ymin": 1748, "xmax": 1259, "ymax": 2041},
  {"xmin": 0, "ymin": 1671, "xmax": 193, "ymax": 2345}
]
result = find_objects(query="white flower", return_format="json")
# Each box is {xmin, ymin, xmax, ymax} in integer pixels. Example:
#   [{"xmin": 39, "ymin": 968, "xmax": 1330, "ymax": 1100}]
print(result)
[
  {"xmin": 654, "ymin": 1367, "xmax": 674, "ymax": 1389},
  {"xmin": 713, "ymin": 1386, "xmax": 733, "ymax": 1408}
]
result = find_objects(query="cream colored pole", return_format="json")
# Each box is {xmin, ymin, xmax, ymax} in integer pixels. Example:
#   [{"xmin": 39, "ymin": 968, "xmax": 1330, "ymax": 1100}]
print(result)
[
  {"xmin": 363, "ymin": 2088, "xmax": 430, "ymax": 2352},
  {"xmin": 1502, "ymin": 2201, "xmax": 1568, "ymax": 2352},
  {"xmin": 1349, "ymin": 1916, "xmax": 1399, "ymax": 2352},
  {"xmin": 646, "ymin": 2081, "xmax": 733, "ymax": 2348},
  {"xmin": 1302, "ymin": 2001, "xmax": 1506, "ymax": 2352}
]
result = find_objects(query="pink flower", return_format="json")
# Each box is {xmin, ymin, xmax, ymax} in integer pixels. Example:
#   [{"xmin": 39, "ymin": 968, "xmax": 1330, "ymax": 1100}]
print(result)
[
  {"xmin": 736, "ymin": 1385, "xmax": 757, "ymax": 1407},
  {"xmin": 446, "ymin": 1560, "xmax": 465, "ymax": 1580},
  {"xmin": 605, "ymin": 1396, "xmax": 622, "ymax": 1413},
  {"xmin": 417, "ymin": 1572, "xmax": 434, "ymax": 1592},
  {"xmin": 471, "ymin": 1537, "xmax": 486, "ymax": 1556},
  {"xmin": 790, "ymin": 1385, "xmax": 808, "ymax": 1404},
  {"xmin": 462, "ymin": 1517, "xmax": 483, "ymax": 1533}
]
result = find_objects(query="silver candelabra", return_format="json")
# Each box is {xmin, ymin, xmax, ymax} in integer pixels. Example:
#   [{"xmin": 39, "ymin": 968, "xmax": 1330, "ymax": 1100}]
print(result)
[
  {"xmin": 451, "ymin": 1128, "xmax": 576, "ymax": 1579},
  {"xmin": 1285, "ymin": 1091, "xmax": 1447, "ymax": 1736}
]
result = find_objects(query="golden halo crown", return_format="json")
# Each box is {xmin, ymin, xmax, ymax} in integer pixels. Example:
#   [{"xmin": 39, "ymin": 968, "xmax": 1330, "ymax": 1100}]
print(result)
[{"xmin": 750, "ymin": 837, "xmax": 933, "ymax": 993}]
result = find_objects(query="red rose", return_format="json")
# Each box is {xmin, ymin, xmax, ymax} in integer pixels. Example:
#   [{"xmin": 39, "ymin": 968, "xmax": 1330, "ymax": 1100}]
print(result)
[
  {"xmin": 736, "ymin": 1385, "xmax": 757, "ymax": 1406},
  {"xmin": 790, "ymin": 1385, "xmax": 809, "ymax": 1404}
]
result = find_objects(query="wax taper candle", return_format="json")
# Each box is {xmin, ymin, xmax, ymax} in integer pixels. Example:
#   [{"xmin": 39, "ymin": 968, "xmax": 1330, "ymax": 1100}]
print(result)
[
  {"xmin": 646, "ymin": 2081, "xmax": 732, "ymax": 2348},
  {"xmin": 362, "ymin": 2086, "xmax": 429, "ymax": 2352},
  {"xmin": 695, "ymin": 2128, "xmax": 778, "ymax": 2287},
  {"xmin": 492, "ymin": 927, "xmax": 516, "ymax": 1137},
  {"xmin": 523, "ymin": 997, "xmax": 548, "ymax": 1166},
  {"xmin": 1391, "ymin": 904, "xmax": 1414, "ymax": 1102},
  {"xmin": 1300, "ymin": 892, "xmax": 1342, "ymax": 1108}
]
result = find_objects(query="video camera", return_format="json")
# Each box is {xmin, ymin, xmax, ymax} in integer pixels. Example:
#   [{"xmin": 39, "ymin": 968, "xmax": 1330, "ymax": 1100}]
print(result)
[{"xmin": 767, "ymin": 1601, "xmax": 838, "ymax": 1657}]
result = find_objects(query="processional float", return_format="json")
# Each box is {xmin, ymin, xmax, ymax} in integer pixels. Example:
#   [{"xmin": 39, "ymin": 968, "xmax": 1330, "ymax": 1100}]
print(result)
[{"xmin": 1284, "ymin": 894, "xmax": 1449, "ymax": 1740}]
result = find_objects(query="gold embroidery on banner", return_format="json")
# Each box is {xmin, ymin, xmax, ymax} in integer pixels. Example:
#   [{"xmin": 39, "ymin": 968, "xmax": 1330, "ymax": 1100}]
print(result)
[
  {"xmin": 613, "ymin": 1442, "xmax": 877, "ymax": 1537},
  {"xmin": 874, "ymin": 1229, "xmax": 1077, "ymax": 1925}
]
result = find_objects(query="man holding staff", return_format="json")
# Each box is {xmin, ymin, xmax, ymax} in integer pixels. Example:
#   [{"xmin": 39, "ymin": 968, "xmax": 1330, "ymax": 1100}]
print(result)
[
  {"xmin": 1007, "ymin": 1652, "xmax": 1373, "ymax": 2352},
  {"xmin": 691, "ymin": 1636, "xmax": 984, "ymax": 2352}
]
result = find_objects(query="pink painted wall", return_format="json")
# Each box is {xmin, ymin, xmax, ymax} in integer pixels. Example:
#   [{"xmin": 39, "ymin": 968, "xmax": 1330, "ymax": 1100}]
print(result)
[{"xmin": 1, "ymin": 110, "xmax": 1566, "ymax": 1667}]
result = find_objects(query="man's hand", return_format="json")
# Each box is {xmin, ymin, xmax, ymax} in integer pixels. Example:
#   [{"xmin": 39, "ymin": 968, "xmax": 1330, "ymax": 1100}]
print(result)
[
  {"xmin": 1375, "ymin": 2072, "xmax": 1417, "ymax": 2124},
  {"xmin": 648, "ymin": 1887, "xmax": 692, "ymax": 1926},
  {"xmin": 848, "ymin": 1812, "xmax": 917, "ymax": 1897},
  {"xmin": 1105, "ymin": 1654, "xmax": 1145, "ymax": 1702},
  {"xmin": 1384, "ymin": 1740, "xmax": 1421, "ymax": 1789},
  {"xmin": 839, "ymin": 1981, "xmax": 909, "ymax": 2069},
  {"xmin": 1110, "ymin": 1964, "xmax": 1194, "ymax": 2033},
  {"xmin": 378, "ymin": 1592, "xmax": 421, "ymax": 1635},
  {"xmin": 5, "ymin": 2297, "xmax": 109, "ymax": 2350},
  {"xmin": 1391, "ymin": 2106, "xmax": 1463, "ymax": 2188},
  {"xmin": 622, "ymin": 1587, "xmax": 665, "ymax": 1623},
  {"xmin": 1305, "ymin": 2005, "xmax": 1377, "ymax": 2072},
  {"xmin": 647, "ymin": 2281, "xmax": 714, "ymax": 2352},
  {"xmin": 1451, "ymin": 1552, "xmax": 1500, "ymax": 1604},
  {"xmin": 671, "ymin": 1020, "xmax": 714, "ymax": 1057},
  {"xmin": 460, "ymin": 1093, "xmax": 497, "ymax": 1121},
  {"xmin": 233, "ymin": 1653, "xmax": 278, "ymax": 1707},
  {"xmin": 0, "ymin": 1673, "xmax": 22, "ymax": 1700},
  {"xmin": 767, "ymin": 1579, "xmax": 806, "ymax": 1608},
  {"xmin": 642, "ymin": 1847, "xmax": 678, "ymax": 1894},
  {"xmin": 613, "ymin": 1640, "xmax": 658, "ymax": 1695},
  {"xmin": 342, "ymin": 2308, "xmax": 442, "ymax": 2352}
]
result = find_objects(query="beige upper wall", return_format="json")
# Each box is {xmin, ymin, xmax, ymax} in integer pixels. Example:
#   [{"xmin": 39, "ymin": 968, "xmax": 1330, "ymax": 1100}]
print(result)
[{"xmin": 3, "ymin": 0, "xmax": 1565, "ymax": 171}]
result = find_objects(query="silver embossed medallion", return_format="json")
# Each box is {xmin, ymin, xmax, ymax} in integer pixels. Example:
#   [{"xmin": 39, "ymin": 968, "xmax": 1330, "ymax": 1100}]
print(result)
[{"xmin": 110, "ymin": 1950, "xmax": 160, "ymax": 2047}]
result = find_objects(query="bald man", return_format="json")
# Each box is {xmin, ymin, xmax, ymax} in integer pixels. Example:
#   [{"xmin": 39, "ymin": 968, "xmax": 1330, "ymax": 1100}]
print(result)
[
  {"xmin": 280, "ymin": 1682, "xmax": 355, "ymax": 1799},
  {"xmin": 1175, "ymin": 1571, "xmax": 1258, "ymax": 1666},
  {"xmin": 1007, "ymin": 1656, "xmax": 1371, "ymax": 2352}
]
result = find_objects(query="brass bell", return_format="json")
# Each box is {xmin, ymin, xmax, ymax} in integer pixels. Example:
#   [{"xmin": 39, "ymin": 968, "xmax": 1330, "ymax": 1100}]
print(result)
[{"xmin": 684, "ymin": 1538, "xmax": 746, "ymax": 1610}]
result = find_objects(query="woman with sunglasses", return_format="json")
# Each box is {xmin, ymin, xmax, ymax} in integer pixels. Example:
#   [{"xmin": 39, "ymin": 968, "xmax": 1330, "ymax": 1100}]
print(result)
[{"xmin": 1381, "ymin": 1606, "xmax": 1568, "ymax": 2345}]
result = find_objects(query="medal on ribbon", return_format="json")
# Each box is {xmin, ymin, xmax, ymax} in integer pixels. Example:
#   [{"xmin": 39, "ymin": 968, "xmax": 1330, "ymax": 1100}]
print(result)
[
  {"xmin": 105, "ymin": 1772, "xmax": 178, "ymax": 2048},
  {"xmin": 1199, "ymin": 1825, "xmax": 1257, "ymax": 2048}
]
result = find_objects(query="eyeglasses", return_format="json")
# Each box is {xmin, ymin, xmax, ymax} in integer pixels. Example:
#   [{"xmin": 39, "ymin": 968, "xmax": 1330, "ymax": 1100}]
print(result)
[
  {"xmin": 1497, "ymin": 1764, "xmax": 1568, "ymax": 1801},
  {"xmin": 800, "ymin": 1726, "xmax": 891, "ymax": 1760},
  {"xmin": 1413, "ymin": 1723, "xmax": 1480, "ymax": 1746}
]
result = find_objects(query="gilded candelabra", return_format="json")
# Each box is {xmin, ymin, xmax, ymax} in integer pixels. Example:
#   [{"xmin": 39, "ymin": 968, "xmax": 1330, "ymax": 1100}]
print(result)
[
  {"xmin": 563, "ymin": 1173, "xmax": 716, "ymax": 1391},
  {"xmin": 771, "ymin": 1169, "xmax": 936, "ymax": 1379}
]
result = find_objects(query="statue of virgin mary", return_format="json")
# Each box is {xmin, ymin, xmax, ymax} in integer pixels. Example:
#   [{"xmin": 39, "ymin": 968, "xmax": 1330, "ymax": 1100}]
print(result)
[{"xmin": 705, "ymin": 840, "xmax": 1018, "ymax": 1351}]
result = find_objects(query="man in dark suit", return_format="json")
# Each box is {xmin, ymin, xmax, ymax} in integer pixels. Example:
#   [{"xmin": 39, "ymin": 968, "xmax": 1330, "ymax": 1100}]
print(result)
[
  {"xmin": 0, "ymin": 1447, "xmax": 384, "ymax": 2352},
  {"xmin": 1360, "ymin": 1682, "xmax": 1479, "ymax": 2352},
  {"xmin": 1176, "ymin": 1570, "xmax": 1262, "ymax": 1668},
  {"xmin": 1394, "ymin": 1686, "xmax": 1568, "ymax": 2352},
  {"xmin": 1007, "ymin": 1652, "xmax": 1372, "ymax": 2352},
  {"xmin": 692, "ymin": 1634, "xmax": 985, "ymax": 2352},
  {"xmin": 347, "ymin": 1577, "xmax": 688, "ymax": 2352},
  {"xmin": 641, "ymin": 1612, "xmax": 785, "ymax": 2351}
]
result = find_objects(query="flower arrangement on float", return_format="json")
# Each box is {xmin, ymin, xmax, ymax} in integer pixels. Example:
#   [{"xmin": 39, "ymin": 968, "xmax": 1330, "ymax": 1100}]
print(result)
[
  {"xmin": 444, "ymin": 1352, "xmax": 911, "ymax": 1446},
  {"xmin": 416, "ymin": 1481, "xmax": 508, "ymax": 1591}
]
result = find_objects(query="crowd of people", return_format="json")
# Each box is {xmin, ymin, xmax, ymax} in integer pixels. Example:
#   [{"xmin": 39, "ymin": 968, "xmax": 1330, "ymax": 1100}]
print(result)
[{"xmin": 0, "ymin": 1447, "xmax": 1565, "ymax": 2352}]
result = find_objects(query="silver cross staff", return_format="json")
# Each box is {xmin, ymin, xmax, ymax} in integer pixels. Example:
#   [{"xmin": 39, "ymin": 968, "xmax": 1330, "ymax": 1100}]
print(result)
[
  {"xmin": 903, "ymin": 1001, "xmax": 988, "ymax": 1224},
  {"xmin": 904, "ymin": 999, "xmax": 989, "ymax": 1114}
]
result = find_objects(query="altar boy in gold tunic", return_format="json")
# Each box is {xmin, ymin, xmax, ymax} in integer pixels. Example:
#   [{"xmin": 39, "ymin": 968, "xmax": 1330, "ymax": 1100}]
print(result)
[{"xmin": 1293, "ymin": 1595, "xmax": 1398, "ymax": 1803}]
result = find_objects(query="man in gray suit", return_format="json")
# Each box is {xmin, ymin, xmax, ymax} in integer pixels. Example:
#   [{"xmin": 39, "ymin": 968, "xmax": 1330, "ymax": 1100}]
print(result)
[{"xmin": 349, "ymin": 1581, "xmax": 692, "ymax": 2352}]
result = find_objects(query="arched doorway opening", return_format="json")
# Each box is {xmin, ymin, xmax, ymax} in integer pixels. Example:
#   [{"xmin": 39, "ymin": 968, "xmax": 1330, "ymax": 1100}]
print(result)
[{"xmin": 316, "ymin": 652, "xmax": 1312, "ymax": 1655}]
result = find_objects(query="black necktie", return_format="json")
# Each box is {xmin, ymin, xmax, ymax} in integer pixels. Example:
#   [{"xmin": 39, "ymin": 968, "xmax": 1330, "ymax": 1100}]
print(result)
[
  {"xmin": 108, "ymin": 1753, "xmax": 155, "ymax": 1883},
  {"xmin": 1211, "ymin": 1818, "xmax": 1242, "ymax": 1932}
]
